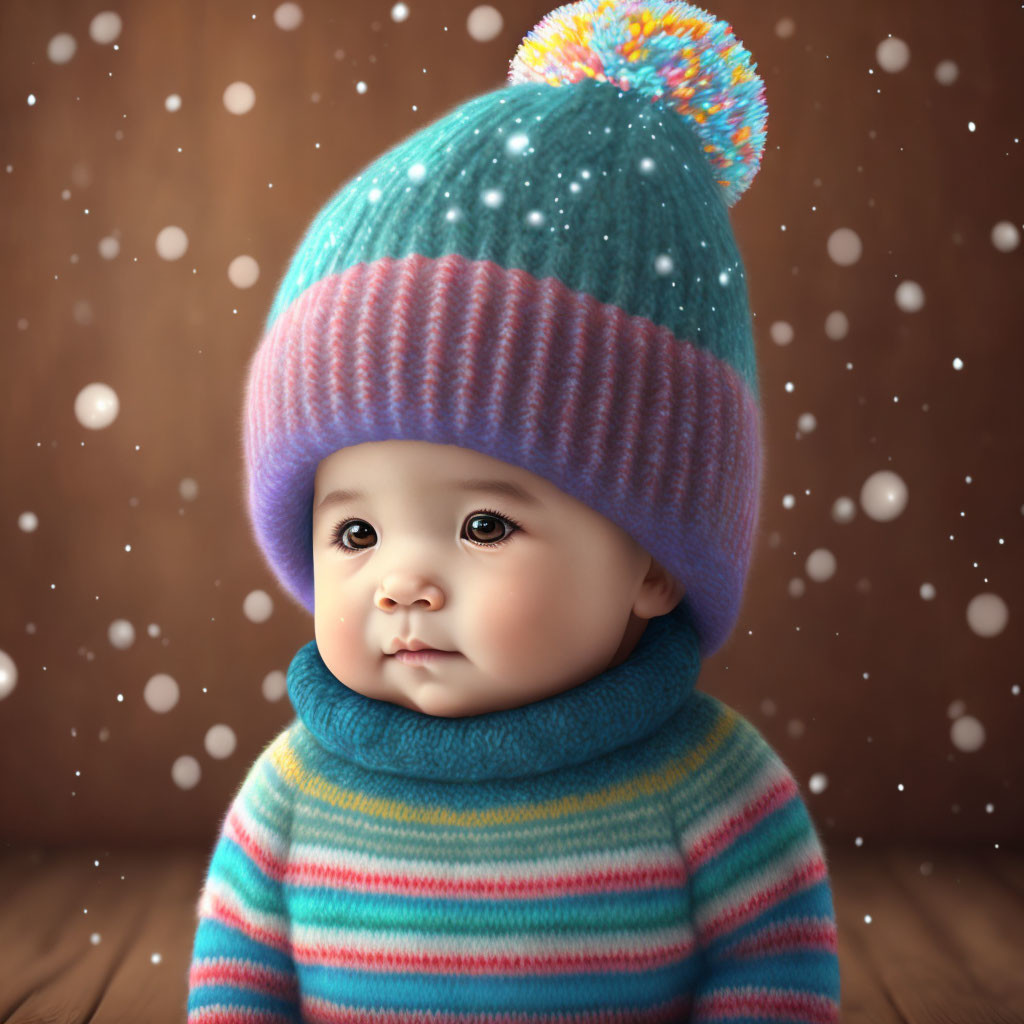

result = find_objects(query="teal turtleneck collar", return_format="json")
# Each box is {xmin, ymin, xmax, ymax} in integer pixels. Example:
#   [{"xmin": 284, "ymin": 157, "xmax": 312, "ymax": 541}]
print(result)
[{"xmin": 286, "ymin": 602, "xmax": 703, "ymax": 782}]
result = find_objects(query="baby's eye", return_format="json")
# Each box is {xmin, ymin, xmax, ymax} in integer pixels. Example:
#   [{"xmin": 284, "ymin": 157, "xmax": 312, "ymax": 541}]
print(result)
[
  {"xmin": 330, "ymin": 510, "xmax": 521, "ymax": 554},
  {"xmin": 333, "ymin": 520, "xmax": 376, "ymax": 553},
  {"xmin": 464, "ymin": 511, "xmax": 518, "ymax": 546}
]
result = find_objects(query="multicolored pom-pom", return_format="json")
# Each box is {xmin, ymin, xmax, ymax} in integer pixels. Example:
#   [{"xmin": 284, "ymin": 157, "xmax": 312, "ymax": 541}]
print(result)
[{"xmin": 509, "ymin": 0, "xmax": 768, "ymax": 207}]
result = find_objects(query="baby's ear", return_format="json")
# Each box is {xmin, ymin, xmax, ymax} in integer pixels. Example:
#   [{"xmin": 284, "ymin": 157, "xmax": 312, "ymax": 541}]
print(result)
[{"xmin": 636, "ymin": 556, "xmax": 686, "ymax": 618}]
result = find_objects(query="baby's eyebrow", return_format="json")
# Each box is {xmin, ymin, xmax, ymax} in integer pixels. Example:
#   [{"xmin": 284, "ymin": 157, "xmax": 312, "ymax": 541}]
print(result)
[{"xmin": 315, "ymin": 478, "xmax": 541, "ymax": 514}]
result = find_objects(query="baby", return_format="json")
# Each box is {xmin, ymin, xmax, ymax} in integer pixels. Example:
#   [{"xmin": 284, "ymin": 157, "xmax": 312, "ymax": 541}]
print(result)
[
  {"xmin": 188, "ymin": 1, "xmax": 840, "ymax": 1020},
  {"xmin": 310, "ymin": 439, "xmax": 686, "ymax": 719}
]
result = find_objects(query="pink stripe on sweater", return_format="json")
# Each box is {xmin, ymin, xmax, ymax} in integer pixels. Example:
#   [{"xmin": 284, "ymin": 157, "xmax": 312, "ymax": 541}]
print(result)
[
  {"xmin": 189, "ymin": 1010, "xmax": 296, "ymax": 1024},
  {"xmin": 695, "ymin": 986, "xmax": 839, "ymax": 1023},
  {"xmin": 700, "ymin": 855, "xmax": 830, "ymax": 945},
  {"xmin": 223, "ymin": 807, "xmax": 286, "ymax": 882},
  {"xmin": 299, "ymin": 994, "xmax": 694, "ymax": 1024},
  {"xmin": 189, "ymin": 959, "xmax": 299, "ymax": 1000},
  {"xmin": 720, "ymin": 916, "xmax": 839, "ymax": 958},
  {"xmin": 291, "ymin": 936, "xmax": 697, "ymax": 975},
  {"xmin": 688, "ymin": 774, "xmax": 799, "ymax": 870},
  {"xmin": 200, "ymin": 888, "xmax": 291, "ymax": 954},
  {"xmin": 285, "ymin": 858, "xmax": 686, "ymax": 898}
]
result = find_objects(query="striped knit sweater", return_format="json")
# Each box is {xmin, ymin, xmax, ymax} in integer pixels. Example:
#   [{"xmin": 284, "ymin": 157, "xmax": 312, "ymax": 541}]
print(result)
[{"xmin": 187, "ymin": 607, "xmax": 840, "ymax": 1022}]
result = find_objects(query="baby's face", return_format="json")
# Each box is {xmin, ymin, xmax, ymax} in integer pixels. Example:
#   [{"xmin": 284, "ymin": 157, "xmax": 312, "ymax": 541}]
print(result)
[{"xmin": 311, "ymin": 440, "xmax": 684, "ymax": 717}]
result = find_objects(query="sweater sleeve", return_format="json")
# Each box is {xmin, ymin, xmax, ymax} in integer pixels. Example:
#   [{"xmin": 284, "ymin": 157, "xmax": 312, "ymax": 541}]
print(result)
[
  {"xmin": 674, "ymin": 699, "xmax": 841, "ymax": 1023},
  {"xmin": 187, "ymin": 728, "xmax": 301, "ymax": 1023}
]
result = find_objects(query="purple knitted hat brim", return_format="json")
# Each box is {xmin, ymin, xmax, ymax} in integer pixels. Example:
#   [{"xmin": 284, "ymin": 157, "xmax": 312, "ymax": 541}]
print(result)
[{"xmin": 243, "ymin": 251, "xmax": 762, "ymax": 659}]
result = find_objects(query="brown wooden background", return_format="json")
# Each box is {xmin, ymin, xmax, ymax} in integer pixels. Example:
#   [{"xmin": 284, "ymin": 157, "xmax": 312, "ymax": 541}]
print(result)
[{"xmin": 1, "ymin": 0, "xmax": 1021, "ymax": 850}]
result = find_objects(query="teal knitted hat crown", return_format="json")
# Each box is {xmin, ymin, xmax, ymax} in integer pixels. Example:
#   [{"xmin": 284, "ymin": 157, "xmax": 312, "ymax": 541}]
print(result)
[{"xmin": 243, "ymin": 0, "xmax": 768, "ymax": 658}]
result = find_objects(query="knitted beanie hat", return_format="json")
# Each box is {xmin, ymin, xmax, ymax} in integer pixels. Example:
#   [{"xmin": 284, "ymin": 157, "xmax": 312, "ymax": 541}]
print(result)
[{"xmin": 242, "ymin": 0, "xmax": 768, "ymax": 659}]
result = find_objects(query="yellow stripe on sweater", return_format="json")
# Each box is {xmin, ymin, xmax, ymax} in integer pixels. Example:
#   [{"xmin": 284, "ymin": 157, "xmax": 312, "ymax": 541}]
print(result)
[{"xmin": 265, "ymin": 705, "xmax": 739, "ymax": 828}]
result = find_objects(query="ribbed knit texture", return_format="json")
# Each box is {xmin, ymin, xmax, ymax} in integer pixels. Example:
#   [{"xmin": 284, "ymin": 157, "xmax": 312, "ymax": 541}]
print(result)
[
  {"xmin": 242, "ymin": 77, "xmax": 764, "ymax": 660},
  {"xmin": 187, "ymin": 609, "xmax": 840, "ymax": 1021},
  {"xmin": 263, "ymin": 82, "xmax": 758, "ymax": 399}
]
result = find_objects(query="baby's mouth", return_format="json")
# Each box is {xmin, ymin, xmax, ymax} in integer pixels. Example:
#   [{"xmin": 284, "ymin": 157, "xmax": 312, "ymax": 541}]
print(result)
[{"xmin": 390, "ymin": 648, "xmax": 461, "ymax": 664}]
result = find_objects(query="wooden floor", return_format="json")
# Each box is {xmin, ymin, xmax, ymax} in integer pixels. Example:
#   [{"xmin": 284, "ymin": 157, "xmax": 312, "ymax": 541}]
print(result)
[{"xmin": 0, "ymin": 843, "xmax": 1021, "ymax": 1023}]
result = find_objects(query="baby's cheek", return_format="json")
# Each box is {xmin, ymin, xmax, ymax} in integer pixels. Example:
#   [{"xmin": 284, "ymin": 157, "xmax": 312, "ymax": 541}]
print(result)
[
  {"xmin": 314, "ymin": 584, "xmax": 361, "ymax": 672},
  {"xmin": 470, "ymin": 563, "xmax": 558, "ymax": 661}
]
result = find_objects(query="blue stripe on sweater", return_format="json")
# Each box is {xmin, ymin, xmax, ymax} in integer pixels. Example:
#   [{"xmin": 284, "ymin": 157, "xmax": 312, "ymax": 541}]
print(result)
[
  {"xmin": 297, "ymin": 960, "xmax": 702, "ymax": 1011},
  {"xmin": 190, "ymin": 916, "xmax": 294, "ymax": 975},
  {"xmin": 286, "ymin": 884, "xmax": 687, "ymax": 932}
]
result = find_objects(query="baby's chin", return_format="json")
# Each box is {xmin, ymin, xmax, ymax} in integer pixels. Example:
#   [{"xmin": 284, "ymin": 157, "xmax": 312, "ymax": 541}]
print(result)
[{"xmin": 386, "ymin": 674, "xmax": 528, "ymax": 719}]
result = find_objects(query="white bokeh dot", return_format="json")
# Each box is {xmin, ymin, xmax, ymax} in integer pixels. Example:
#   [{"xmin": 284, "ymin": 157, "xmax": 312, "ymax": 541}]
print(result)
[
  {"xmin": 506, "ymin": 133, "xmax": 530, "ymax": 156},
  {"xmin": 919, "ymin": 583, "xmax": 936, "ymax": 601},
  {"xmin": 770, "ymin": 321, "xmax": 794, "ymax": 346},
  {"xmin": 144, "ymin": 673, "xmax": 180, "ymax": 713},
  {"xmin": 98, "ymin": 235, "xmax": 120, "ymax": 259},
  {"xmin": 179, "ymin": 478, "xmax": 199, "ymax": 501},
  {"xmin": 75, "ymin": 383, "xmax": 120, "ymax": 430},
  {"xmin": 165, "ymin": 94, "xmax": 182, "ymax": 112},
  {"xmin": 90, "ymin": 12, "xmax": 122, "ymax": 45},
  {"xmin": 991, "ymin": 221, "xmax": 1020, "ymax": 253},
  {"xmin": 895, "ymin": 280, "xmax": 925, "ymax": 313},
  {"xmin": 18, "ymin": 511, "xmax": 39, "ymax": 532},
  {"xmin": 950, "ymin": 715, "xmax": 985, "ymax": 753},
  {"xmin": 934, "ymin": 59, "xmax": 958, "ymax": 86},
  {"xmin": 831, "ymin": 497, "xmax": 856, "ymax": 523},
  {"xmin": 273, "ymin": 3, "xmax": 304, "ymax": 30},
  {"xmin": 808, "ymin": 772, "xmax": 828, "ymax": 794},
  {"xmin": 467, "ymin": 5, "xmax": 503, "ymax": 43},
  {"xmin": 156, "ymin": 226, "xmax": 188, "ymax": 261},
  {"xmin": 654, "ymin": 254, "xmax": 674, "ymax": 276},
  {"xmin": 860, "ymin": 470, "xmax": 908, "ymax": 522},
  {"xmin": 223, "ymin": 81, "xmax": 256, "ymax": 115},
  {"xmin": 966, "ymin": 593, "xmax": 1008, "ymax": 638},
  {"xmin": 876, "ymin": 37, "xmax": 910, "ymax": 73},
  {"xmin": 262, "ymin": 669, "xmax": 287, "ymax": 702},
  {"xmin": 797, "ymin": 412, "xmax": 817, "ymax": 434},
  {"xmin": 827, "ymin": 228, "xmax": 862, "ymax": 267},
  {"xmin": 243, "ymin": 590, "xmax": 274, "ymax": 623},
  {"xmin": 108, "ymin": 619, "xmax": 135, "ymax": 650},
  {"xmin": 806, "ymin": 548, "xmax": 837, "ymax": 582},
  {"xmin": 824, "ymin": 310, "xmax": 849, "ymax": 340},
  {"xmin": 47, "ymin": 33, "xmax": 77, "ymax": 64},
  {"xmin": 391, "ymin": 3, "xmax": 410, "ymax": 22},
  {"xmin": 228, "ymin": 255, "xmax": 260, "ymax": 289},
  {"xmin": 204, "ymin": 724, "xmax": 237, "ymax": 759},
  {"xmin": 172, "ymin": 755, "xmax": 201, "ymax": 789},
  {"xmin": 0, "ymin": 650, "xmax": 17, "ymax": 700}
]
